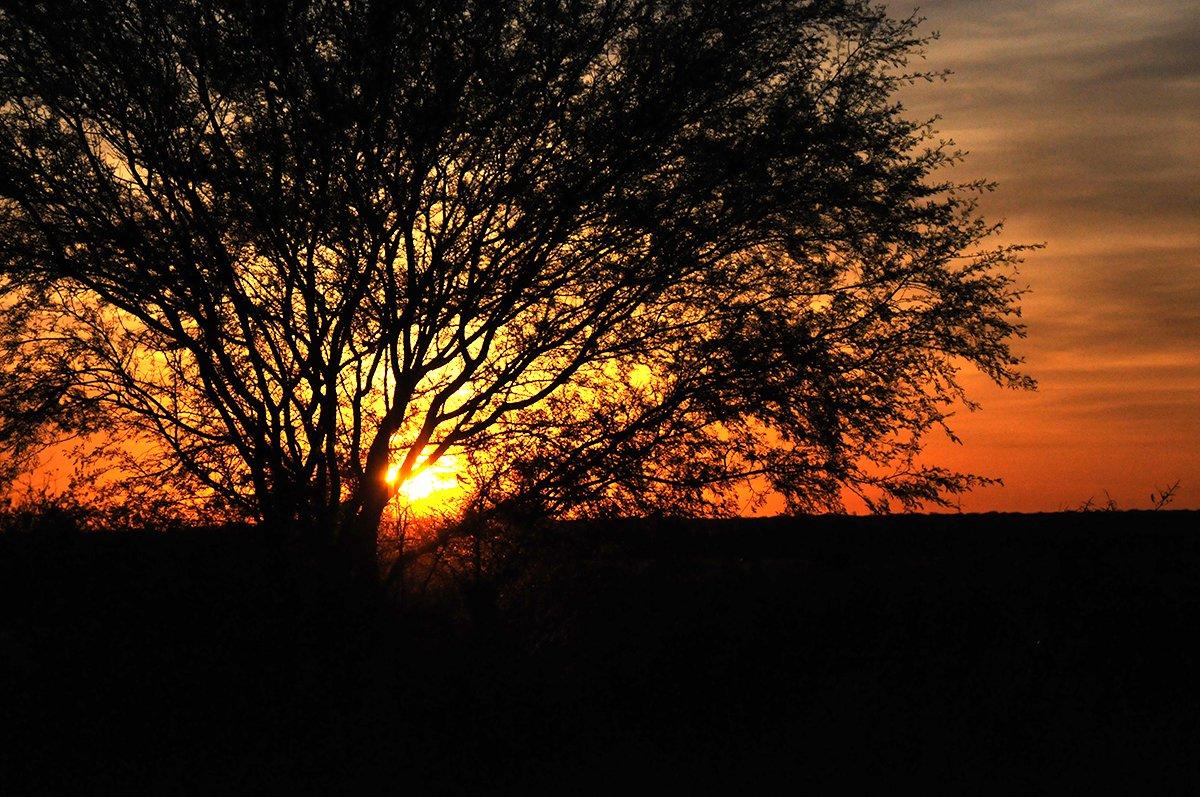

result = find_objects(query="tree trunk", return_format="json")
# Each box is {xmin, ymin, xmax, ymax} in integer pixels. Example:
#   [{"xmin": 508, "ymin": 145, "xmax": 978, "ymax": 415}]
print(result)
[{"xmin": 339, "ymin": 491, "xmax": 387, "ymax": 592}]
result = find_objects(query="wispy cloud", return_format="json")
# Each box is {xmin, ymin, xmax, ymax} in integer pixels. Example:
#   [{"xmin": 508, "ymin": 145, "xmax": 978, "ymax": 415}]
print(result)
[{"xmin": 893, "ymin": 1, "xmax": 1200, "ymax": 508}]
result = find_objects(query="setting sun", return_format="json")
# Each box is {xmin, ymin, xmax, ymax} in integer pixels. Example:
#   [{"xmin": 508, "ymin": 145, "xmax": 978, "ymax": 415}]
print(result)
[{"xmin": 386, "ymin": 452, "xmax": 461, "ymax": 504}]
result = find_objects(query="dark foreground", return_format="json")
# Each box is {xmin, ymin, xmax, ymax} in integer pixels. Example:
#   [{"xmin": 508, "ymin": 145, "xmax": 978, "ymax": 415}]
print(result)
[{"xmin": 3, "ymin": 511, "xmax": 1199, "ymax": 792}]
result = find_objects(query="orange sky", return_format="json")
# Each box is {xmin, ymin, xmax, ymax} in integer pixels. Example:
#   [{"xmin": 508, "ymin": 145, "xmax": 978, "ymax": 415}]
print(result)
[
  {"xmin": 12, "ymin": 3, "xmax": 1196, "ymax": 516},
  {"xmin": 885, "ymin": 0, "xmax": 1199, "ymax": 511}
]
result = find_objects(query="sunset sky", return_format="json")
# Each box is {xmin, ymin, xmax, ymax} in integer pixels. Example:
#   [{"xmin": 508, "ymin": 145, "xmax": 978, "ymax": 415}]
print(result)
[
  {"xmin": 8, "ymin": 2, "xmax": 1196, "ymax": 517},
  {"xmin": 895, "ymin": 0, "xmax": 1199, "ymax": 510}
]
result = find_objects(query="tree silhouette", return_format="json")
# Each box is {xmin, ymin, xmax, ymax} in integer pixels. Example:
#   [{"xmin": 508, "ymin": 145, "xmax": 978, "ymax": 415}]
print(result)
[{"xmin": 0, "ymin": 0, "xmax": 1032, "ymax": 577}]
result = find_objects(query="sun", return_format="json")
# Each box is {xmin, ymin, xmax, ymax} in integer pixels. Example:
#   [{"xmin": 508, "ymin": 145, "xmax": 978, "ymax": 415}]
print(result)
[{"xmin": 386, "ymin": 452, "xmax": 461, "ymax": 504}]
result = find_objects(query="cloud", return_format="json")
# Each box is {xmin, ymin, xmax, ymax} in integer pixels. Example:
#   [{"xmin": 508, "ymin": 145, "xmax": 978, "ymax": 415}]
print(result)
[{"xmin": 888, "ymin": 1, "xmax": 1200, "ymax": 508}]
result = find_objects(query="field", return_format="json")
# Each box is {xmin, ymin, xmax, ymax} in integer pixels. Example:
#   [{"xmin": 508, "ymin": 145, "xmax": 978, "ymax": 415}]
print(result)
[{"xmin": 3, "ymin": 511, "xmax": 1199, "ymax": 791}]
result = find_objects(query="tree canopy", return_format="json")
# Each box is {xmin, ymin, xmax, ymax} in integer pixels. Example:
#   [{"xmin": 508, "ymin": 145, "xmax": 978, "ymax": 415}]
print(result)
[{"xmin": 0, "ymin": 0, "xmax": 1032, "ymax": 569}]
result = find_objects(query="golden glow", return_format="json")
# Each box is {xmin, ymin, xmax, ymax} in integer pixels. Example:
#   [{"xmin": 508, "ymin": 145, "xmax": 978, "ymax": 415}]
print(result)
[{"xmin": 387, "ymin": 452, "xmax": 461, "ymax": 504}]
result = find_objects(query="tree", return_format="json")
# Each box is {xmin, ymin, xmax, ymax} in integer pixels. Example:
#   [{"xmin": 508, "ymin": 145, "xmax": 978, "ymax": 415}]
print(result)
[{"xmin": 0, "ymin": 0, "xmax": 1033, "ymax": 578}]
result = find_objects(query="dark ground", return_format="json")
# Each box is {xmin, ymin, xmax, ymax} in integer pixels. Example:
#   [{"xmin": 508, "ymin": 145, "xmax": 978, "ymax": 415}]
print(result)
[{"xmin": 2, "ymin": 511, "xmax": 1199, "ymax": 792}]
